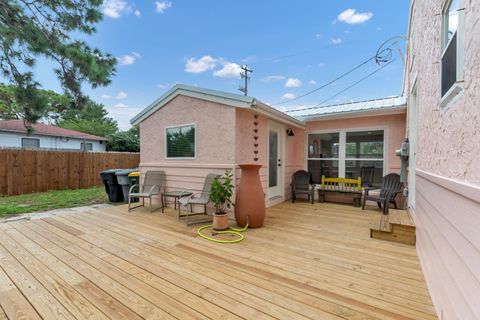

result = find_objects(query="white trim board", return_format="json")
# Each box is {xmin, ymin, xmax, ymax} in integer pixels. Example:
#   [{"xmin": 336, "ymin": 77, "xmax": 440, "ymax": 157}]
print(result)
[{"xmin": 416, "ymin": 169, "xmax": 480, "ymax": 205}]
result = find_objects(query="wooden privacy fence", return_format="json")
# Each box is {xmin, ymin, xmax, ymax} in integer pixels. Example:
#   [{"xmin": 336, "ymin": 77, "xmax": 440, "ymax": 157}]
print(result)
[{"xmin": 0, "ymin": 149, "xmax": 140, "ymax": 196}]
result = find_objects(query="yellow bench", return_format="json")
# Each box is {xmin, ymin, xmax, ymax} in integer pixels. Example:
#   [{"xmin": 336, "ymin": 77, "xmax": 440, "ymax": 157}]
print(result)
[{"xmin": 318, "ymin": 176, "xmax": 362, "ymax": 207}]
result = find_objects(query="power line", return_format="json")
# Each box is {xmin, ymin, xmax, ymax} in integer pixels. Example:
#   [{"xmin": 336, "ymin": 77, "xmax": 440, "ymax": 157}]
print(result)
[
  {"xmin": 286, "ymin": 59, "xmax": 396, "ymax": 114},
  {"xmin": 315, "ymin": 59, "xmax": 396, "ymax": 106},
  {"xmin": 271, "ymin": 49, "xmax": 390, "ymax": 106}
]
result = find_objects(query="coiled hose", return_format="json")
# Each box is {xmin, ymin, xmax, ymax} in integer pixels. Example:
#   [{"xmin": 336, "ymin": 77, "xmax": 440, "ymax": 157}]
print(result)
[{"xmin": 197, "ymin": 219, "xmax": 249, "ymax": 244}]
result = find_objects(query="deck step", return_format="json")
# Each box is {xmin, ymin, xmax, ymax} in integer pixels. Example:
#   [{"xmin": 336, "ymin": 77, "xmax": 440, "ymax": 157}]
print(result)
[{"xmin": 370, "ymin": 209, "xmax": 416, "ymax": 245}]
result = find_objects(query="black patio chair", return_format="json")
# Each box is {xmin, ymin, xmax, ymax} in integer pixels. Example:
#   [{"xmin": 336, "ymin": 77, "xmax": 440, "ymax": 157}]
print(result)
[
  {"xmin": 291, "ymin": 170, "xmax": 314, "ymax": 204},
  {"xmin": 360, "ymin": 166, "xmax": 375, "ymax": 187},
  {"xmin": 362, "ymin": 173, "xmax": 403, "ymax": 214}
]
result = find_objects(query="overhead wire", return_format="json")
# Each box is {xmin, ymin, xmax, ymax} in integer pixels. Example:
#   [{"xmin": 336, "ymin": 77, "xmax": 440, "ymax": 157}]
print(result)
[
  {"xmin": 271, "ymin": 48, "xmax": 391, "ymax": 106},
  {"xmin": 285, "ymin": 58, "xmax": 397, "ymax": 114}
]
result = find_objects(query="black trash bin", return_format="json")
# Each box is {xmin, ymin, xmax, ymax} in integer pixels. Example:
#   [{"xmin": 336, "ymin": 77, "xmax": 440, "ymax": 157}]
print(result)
[
  {"xmin": 115, "ymin": 168, "xmax": 138, "ymax": 202},
  {"xmin": 100, "ymin": 169, "xmax": 124, "ymax": 202}
]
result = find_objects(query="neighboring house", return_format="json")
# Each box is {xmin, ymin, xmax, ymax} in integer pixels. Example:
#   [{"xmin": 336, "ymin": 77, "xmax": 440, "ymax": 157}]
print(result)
[
  {"xmin": 405, "ymin": 0, "xmax": 480, "ymax": 319},
  {"xmin": 131, "ymin": 84, "xmax": 406, "ymax": 207},
  {"xmin": 0, "ymin": 120, "xmax": 108, "ymax": 151}
]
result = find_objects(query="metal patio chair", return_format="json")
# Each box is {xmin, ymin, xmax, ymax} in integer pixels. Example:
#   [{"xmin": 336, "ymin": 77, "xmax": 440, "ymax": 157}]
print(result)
[
  {"xmin": 128, "ymin": 170, "xmax": 165, "ymax": 213},
  {"xmin": 291, "ymin": 170, "xmax": 315, "ymax": 204},
  {"xmin": 362, "ymin": 173, "xmax": 403, "ymax": 214},
  {"xmin": 177, "ymin": 173, "xmax": 219, "ymax": 225}
]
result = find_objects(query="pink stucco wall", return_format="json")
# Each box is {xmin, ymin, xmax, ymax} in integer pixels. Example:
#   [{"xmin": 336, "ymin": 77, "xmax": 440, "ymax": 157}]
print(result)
[
  {"xmin": 140, "ymin": 95, "xmax": 236, "ymax": 165},
  {"xmin": 139, "ymin": 95, "xmax": 237, "ymax": 210},
  {"xmin": 139, "ymin": 94, "xmax": 306, "ymax": 210},
  {"xmin": 234, "ymin": 108, "xmax": 306, "ymax": 205},
  {"xmin": 305, "ymin": 113, "xmax": 406, "ymax": 173},
  {"xmin": 406, "ymin": 0, "xmax": 480, "ymax": 319}
]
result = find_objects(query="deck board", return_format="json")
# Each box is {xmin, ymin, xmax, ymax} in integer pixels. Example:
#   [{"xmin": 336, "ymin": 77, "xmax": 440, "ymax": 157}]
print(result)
[{"xmin": 0, "ymin": 201, "xmax": 437, "ymax": 319}]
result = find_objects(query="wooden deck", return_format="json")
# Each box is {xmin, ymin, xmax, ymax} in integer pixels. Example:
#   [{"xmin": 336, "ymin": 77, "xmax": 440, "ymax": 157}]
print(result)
[{"xmin": 0, "ymin": 201, "xmax": 437, "ymax": 319}]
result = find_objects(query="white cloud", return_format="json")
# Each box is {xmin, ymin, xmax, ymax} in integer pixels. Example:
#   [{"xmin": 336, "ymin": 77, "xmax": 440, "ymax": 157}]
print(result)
[
  {"xmin": 337, "ymin": 9, "xmax": 373, "ymax": 25},
  {"xmin": 213, "ymin": 62, "xmax": 242, "ymax": 78},
  {"xmin": 315, "ymin": 33, "xmax": 321, "ymax": 39},
  {"xmin": 309, "ymin": 80, "xmax": 317, "ymax": 85},
  {"xmin": 330, "ymin": 37, "xmax": 342, "ymax": 45},
  {"xmin": 318, "ymin": 63, "xmax": 325, "ymax": 67},
  {"xmin": 185, "ymin": 55, "xmax": 217, "ymax": 73},
  {"xmin": 155, "ymin": 1, "xmax": 172, "ymax": 13},
  {"xmin": 262, "ymin": 75, "xmax": 285, "ymax": 82},
  {"xmin": 118, "ymin": 52, "xmax": 141, "ymax": 65},
  {"xmin": 184, "ymin": 55, "xmax": 243, "ymax": 79},
  {"xmin": 115, "ymin": 91, "xmax": 128, "ymax": 99},
  {"xmin": 285, "ymin": 78, "xmax": 302, "ymax": 88},
  {"xmin": 134, "ymin": 9, "xmax": 141, "ymax": 17},
  {"xmin": 157, "ymin": 84, "xmax": 167, "ymax": 89},
  {"xmin": 107, "ymin": 105, "xmax": 142, "ymax": 130},
  {"xmin": 102, "ymin": 0, "xmax": 131, "ymax": 18},
  {"xmin": 101, "ymin": 94, "xmax": 111, "ymax": 99},
  {"xmin": 281, "ymin": 93, "xmax": 296, "ymax": 100}
]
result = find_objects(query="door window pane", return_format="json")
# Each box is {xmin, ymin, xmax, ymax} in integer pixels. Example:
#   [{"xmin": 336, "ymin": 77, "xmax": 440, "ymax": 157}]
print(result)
[
  {"xmin": 346, "ymin": 130, "xmax": 384, "ymax": 159},
  {"xmin": 269, "ymin": 130, "xmax": 278, "ymax": 187},
  {"xmin": 308, "ymin": 133, "xmax": 339, "ymax": 158}
]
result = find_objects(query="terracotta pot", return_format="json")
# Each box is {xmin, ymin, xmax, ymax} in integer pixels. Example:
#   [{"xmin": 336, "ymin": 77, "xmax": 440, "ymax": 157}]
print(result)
[
  {"xmin": 212, "ymin": 212, "xmax": 229, "ymax": 231},
  {"xmin": 235, "ymin": 164, "xmax": 265, "ymax": 228}
]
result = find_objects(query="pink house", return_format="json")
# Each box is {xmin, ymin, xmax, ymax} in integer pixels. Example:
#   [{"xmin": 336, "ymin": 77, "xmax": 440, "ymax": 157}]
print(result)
[
  {"xmin": 405, "ymin": 0, "xmax": 480, "ymax": 318},
  {"xmin": 131, "ymin": 85, "xmax": 406, "ymax": 208}
]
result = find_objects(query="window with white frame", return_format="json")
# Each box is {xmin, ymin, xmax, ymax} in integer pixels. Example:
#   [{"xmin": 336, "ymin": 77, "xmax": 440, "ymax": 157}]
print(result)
[
  {"xmin": 21, "ymin": 137, "xmax": 40, "ymax": 148},
  {"xmin": 441, "ymin": 0, "xmax": 464, "ymax": 99},
  {"xmin": 307, "ymin": 130, "xmax": 385, "ymax": 185},
  {"xmin": 166, "ymin": 124, "xmax": 195, "ymax": 158},
  {"xmin": 81, "ymin": 142, "xmax": 93, "ymax": 151},
  {"xmin": 345, "ymin": 130, "xmax": 384, "ymax": 186},
  {"xmin": 308, "ymin": 132, "xmax": 339, "ymax": 183}
]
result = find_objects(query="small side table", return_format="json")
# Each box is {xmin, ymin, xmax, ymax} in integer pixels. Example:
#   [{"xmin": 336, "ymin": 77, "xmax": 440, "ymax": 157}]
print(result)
[{"xmin": 163, "ymin": 191, "xmax": 192, "ymax": 212}]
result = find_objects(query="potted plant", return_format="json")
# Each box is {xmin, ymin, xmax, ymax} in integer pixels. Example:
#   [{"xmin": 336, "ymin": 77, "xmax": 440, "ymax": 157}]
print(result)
[{"xmin": 210, "ymin": 170, "xmax": 234, "ymax": 230}]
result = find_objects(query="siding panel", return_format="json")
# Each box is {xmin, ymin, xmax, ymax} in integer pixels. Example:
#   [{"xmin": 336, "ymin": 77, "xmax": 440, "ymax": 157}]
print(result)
[{"xmin": 415, "ymin": 172, "xmax": 480, "ymax": 319}]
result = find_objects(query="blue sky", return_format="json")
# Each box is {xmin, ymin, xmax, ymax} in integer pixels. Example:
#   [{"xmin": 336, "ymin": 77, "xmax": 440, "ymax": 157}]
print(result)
[{"xmin": 31, "ymin": 1, "xmax": 410, "ymax": 130}]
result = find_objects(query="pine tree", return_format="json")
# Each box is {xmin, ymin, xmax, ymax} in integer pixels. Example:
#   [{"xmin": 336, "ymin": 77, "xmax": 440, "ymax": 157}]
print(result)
[{"xmin": 0, "ymin": 0, "xmax": 116, "ymax": 131}]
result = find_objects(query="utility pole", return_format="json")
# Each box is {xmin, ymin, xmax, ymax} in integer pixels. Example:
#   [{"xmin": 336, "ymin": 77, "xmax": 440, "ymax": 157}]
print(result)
[{"xmin": 239, "ymin": 65, "xmax": 253, "ymax": 96}]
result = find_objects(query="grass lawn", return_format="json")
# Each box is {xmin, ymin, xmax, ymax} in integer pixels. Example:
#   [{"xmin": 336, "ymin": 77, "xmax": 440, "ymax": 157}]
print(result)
[{"xmin": 0, "ymin": 186, "xmax": 109, "ymax": 216}]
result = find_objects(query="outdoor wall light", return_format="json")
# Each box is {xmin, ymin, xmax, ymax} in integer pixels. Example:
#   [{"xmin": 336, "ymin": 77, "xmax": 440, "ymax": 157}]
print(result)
[{"xmin": 286, "ymin": 128, "xmax": 295, "ymax": 136}]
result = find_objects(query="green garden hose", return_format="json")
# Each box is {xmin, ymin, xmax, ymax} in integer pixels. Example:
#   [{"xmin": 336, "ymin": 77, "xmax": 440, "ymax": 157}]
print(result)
[{"xmin": 197, "ymin": 221, "xmax": 249, "ymax": 244}]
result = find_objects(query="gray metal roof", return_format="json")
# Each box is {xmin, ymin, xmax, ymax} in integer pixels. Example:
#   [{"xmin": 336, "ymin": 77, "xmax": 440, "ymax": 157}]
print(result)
[{"xmin": 286, "ymin": 96, "xmax": 406, "ymax": 121}]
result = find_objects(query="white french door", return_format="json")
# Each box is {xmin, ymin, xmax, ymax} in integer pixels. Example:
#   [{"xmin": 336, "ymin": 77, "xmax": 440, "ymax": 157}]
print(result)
[{"xmin": 268, "ymin": 121, "xmax": 284, "ymax": 198}]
